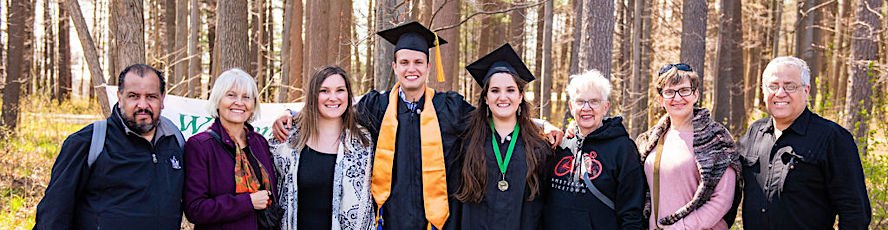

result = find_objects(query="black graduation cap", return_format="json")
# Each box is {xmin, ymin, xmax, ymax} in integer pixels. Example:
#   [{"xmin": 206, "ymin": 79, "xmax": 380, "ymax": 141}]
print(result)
[
  {"xmin": 376, "ymin": 21, "xmax": 448, "ymax": 56},
  {"xmin": 465, "ymin": 43, "xmax": 535, "ymax": 86}
]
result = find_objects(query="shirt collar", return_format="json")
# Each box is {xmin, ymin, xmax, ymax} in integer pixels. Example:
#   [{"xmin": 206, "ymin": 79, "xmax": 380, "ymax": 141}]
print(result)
[{"xmin": 762, "ymin": 107, "xmax": 812, "ymax": 136}]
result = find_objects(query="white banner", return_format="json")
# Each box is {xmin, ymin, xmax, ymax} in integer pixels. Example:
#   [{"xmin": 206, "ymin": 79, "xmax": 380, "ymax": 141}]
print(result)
[{"xmin": 107, "ymin": 86, "xmax": 303, "ymax": 139}]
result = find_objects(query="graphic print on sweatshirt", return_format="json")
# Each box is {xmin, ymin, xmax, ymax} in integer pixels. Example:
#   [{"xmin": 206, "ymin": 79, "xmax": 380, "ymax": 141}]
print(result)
[{"xmin": 551, "ymin": 150, "xmax": 603, "ymax": 193}]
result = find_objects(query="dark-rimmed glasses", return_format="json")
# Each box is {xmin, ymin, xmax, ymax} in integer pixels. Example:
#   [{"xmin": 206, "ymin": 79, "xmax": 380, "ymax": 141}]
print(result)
[{"xmin": 660, "ymin": 87, "xmax": 695, "ymax": 99}]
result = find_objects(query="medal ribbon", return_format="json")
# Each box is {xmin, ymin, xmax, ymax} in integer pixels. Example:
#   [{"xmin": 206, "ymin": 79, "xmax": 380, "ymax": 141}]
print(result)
[{"xmin": 490, "ymin": 120, "xmax": 520, "ymax": 175}]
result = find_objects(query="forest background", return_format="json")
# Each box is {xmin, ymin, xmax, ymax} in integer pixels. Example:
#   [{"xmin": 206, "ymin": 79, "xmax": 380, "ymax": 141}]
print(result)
[{"xmin": 0, "ymin": 0, "xmax": 886, "ymax": 228}]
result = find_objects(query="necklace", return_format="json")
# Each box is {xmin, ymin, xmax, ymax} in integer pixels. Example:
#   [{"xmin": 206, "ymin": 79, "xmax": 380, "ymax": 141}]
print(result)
[{"xmin": 490, "ymin": 120, "xmax": 519, "ymax": 192}]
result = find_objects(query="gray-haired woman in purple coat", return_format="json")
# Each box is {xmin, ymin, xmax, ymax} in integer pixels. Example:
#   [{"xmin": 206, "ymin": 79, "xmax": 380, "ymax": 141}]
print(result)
[{"xmin": 183, "ymin": 68, "xmax": 279, "ymax": 229}]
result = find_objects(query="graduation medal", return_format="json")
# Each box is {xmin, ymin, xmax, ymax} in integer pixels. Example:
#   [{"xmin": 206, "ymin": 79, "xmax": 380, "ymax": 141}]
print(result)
[{"xmin": 491, "ymin": 120, "xmax": 520, "ymax": 192}]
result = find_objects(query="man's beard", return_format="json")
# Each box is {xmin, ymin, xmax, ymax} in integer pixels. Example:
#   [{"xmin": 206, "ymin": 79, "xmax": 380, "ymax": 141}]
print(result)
[{"xmin": 122, "ymin": 108, "xmax": 160, "ymax": 134}]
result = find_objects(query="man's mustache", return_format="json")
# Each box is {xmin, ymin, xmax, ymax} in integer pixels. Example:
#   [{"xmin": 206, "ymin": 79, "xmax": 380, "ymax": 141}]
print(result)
[{"xmin": 133, "ymin": 109, "xmax": 154, "ymax": 118}]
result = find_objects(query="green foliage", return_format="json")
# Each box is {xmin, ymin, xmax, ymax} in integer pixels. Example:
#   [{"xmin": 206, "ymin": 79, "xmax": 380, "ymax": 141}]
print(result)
[
  {"xmin": 863, "ymin": 154, "xmax": 888, "ymax": 229},
  {"xmin": 0, "ymin": 96, "xmax": 96, "ymax": 229}
]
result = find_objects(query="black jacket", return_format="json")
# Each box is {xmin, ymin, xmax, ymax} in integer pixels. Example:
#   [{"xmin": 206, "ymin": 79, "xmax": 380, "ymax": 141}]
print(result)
[
  {"xmin": 738, "ymin": 108, "xmax": 871, "ymax": 229},
  {"xmin": 34, "ymin": 105, "xmax": 184, "ymax": 230},
  {"xmin": 543, "ymin": 117, "xmax": 646, "ymax": 230}
]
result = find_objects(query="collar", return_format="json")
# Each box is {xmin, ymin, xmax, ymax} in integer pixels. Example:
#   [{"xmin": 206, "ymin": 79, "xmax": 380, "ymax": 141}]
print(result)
[
  {"xmin": 397, "ymin": 86, "xmax": 424, "ymax": 113},
  {"xmin": 208, "ymin": 118, "xmax": 257, "ymax": 149},
  {"xmin": 761, "ymin": 107, "xmax": 812, "ymax": 136}
]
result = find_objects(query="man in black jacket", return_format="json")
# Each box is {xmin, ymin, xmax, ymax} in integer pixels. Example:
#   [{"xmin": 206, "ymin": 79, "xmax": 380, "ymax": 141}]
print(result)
[
  {"xmin": 738, "ymin": 56, "xmax": 871, "ymax": 229},
  {"xmin": 35, "ymin": 64, "xmax": 184, "ymax": 229}
]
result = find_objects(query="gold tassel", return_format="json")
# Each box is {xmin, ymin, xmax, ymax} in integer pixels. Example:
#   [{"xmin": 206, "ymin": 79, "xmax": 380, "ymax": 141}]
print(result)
[{"xmin": 433, "ymin": 31, "xmax": 445, "ymax": 82}]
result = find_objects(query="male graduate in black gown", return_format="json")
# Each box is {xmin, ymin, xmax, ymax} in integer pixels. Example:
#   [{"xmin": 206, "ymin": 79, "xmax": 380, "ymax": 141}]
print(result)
[{"xmin": 273, "ymin": 22, "xmax": 562, "ymax": 230}]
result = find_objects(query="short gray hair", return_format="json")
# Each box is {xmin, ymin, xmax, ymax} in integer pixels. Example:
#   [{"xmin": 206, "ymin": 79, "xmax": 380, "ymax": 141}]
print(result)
[
  {"xmin": 763, "ymin": 56, "xmax": 811, "ymax": 86},
  {"xmin": 566, "ymin": 69, "xmax": 612, "ymax": 101},
  {"xmin": 206, "ymin": 68, "xmax": 262, "ymax": 122}
]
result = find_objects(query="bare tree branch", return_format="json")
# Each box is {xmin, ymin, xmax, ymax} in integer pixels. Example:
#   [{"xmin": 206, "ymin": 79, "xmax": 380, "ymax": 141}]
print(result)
[{"xmin": 432, "ymin": 0, "xmax": 549, "ymax": 32}]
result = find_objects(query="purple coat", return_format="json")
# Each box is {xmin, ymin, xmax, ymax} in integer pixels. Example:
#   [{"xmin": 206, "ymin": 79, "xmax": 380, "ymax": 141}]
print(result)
[{"xmin": 183, "ymin": 119, "xmax": 278, "ymax": 229}]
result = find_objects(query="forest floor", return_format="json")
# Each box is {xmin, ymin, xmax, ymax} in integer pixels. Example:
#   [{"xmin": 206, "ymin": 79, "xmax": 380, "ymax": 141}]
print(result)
[{"xmin": 0, "ymin": 96, "xmax": 886, "ymax": 229}]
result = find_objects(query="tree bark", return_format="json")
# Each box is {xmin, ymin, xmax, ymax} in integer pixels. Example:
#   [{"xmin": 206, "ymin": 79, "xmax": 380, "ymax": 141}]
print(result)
[
  {"xmin": 3, "ymin": 0, "xmax": 34, "ymax": 131},
  {"xmin": 569, "ymin": 0, "xmax": 582, "ymax": 76},
  {"xmin": 65, "ymin": 0, "xmax": 112, "ymax": 116},
  {"xmin": 189, "ymin": 0, "xmax": 202, "ymax": 98},
  {"xmin": 829, "ymin": 0, "xmax": 850, "ymax": 115},
  {"xmin": 305, "ymin": 0, "xmax": 352, "ymax": 91},
  {"xmin": 115, "ymin": 0, "xmax": 147, "ymax": 72},
  {"xmin": 540, "ymin": 0, "xmax": 554, "ymax": 119},
  {"xmin": 59, "ymin": 0, "xmax": 73, "ymax": 103},
  {"xmin": 428, "ymin": 0, "xmax": 461, "ymax": 91},
  {"xmin": 795, "ymin": 0, "xmax": 819, "ymax": 107},
  {"xmin": 533, "ymin": 4, "xmax": 544, "ymax": 112},
  {"xmin": 373, "ymin": 0, "xmax": 407, "ymax": 91},
  {"xmin": 842, "ymin": 0, "xmax": 881, "ymax": 155},
  {"xmin": 165, "ymin": 0, "xmax": 176, "ymax": 71},
  {"xmin": 508, "ymin": 0, "xmax": 525, "ymax": 56},
  {"xmin": 172, "ymin": 0, "xmax": 189, "ymax": 95},
  {"xmin": 714, "ymin": 0, "xmax": 745, "ymax": 134},
  {"xmin": 281, "ymin": 0, "xmax": 304, "ymax": 101},
  {"xmin": 629, "ymin": 0, "xmax": 651, "ymax": 138},
  {"xmin": 581, "ymin": 0, "xmax": 615, "ymax": 76},
  {"xmin": 215, "ymin": 0, "xmax": 250, "ymax": 73},
  {"xmin": 680, "ymin": 0, "xmax": 707, "ymax": 104}
]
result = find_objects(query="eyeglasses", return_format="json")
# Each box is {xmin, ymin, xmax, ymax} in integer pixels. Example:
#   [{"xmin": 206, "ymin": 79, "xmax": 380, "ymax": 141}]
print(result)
[
  {"xmin": 658, "ymin": 63, "xmax": 694, "ymax": 76},
  {"xmin": 764, "ymin": 83, "xmax": 803, "ymax": 94},
  {"xmin": 660, "ymin": 87, "xmax": 695, "ymax": 99},
  {"xmin": 572, "ymin": 98, "xmax": 604, "ymax": 109}
]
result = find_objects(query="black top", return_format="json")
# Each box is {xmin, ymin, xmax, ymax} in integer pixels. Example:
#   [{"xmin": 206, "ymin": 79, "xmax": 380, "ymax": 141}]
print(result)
[
  {"xmin": 297, "ymin": 147, "xmax": 338, "ymax": 230},
  {"xmin": 738, "ymin": 108, "xmax": 871, "ymax": 229},
  {"xmin": 459, "ymin": 130, "xmax": 552, "ymax": 230},
  {"xmin": 376, "ymin": 21, "xmax": 448, "ymax": 56},
  {"xmin": 356, "ymin": 90, "xmax": 475, "ymax": 230},
  {"xmin": 543, "ymin": 117, "xmax": 645, "ymax": 230},
  {"xmin": 34, "ymin": 104, "xmax": 184, "ymax": 230}
]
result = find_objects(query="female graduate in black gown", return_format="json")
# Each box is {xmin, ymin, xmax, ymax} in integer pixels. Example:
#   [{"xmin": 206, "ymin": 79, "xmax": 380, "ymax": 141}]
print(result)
[{"xmin": 457, "ymin": 43, "xmax": 554, "ymax": 230}]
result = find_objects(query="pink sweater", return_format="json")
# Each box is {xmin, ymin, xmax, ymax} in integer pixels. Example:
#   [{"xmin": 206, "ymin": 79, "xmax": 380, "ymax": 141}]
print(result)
[{"xmin": 644, "ymin": 129, "xmax": 736, "ymax": 230}]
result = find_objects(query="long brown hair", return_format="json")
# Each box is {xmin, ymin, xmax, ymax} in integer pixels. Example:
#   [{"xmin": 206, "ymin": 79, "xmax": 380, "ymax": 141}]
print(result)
[
  {"xmin": 456, "ymin": 74, "xmax": 550, "ymax": 203},
  {"xmin": 293, "ymin": 66, "xmax": 370, "ymax": 150}
]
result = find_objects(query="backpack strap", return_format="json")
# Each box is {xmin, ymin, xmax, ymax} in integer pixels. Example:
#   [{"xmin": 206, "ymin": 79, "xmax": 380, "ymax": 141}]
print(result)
[
  {"xmin": 161, "ymin": 116, "xmax": 185, "ymax": 149},
  {"xmin": 88, "ymin": 120, "xmax": 108, "ymax": 168},
  {"xmin": 582, "ymin": 172, "xmax": 615, "ymax": 209}
]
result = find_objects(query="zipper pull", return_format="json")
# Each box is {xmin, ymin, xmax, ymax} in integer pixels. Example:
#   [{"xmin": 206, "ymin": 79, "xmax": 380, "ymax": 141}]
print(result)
[{"xmin": 152, "ymin": 153, "xmax": 158, "ymax": 163}]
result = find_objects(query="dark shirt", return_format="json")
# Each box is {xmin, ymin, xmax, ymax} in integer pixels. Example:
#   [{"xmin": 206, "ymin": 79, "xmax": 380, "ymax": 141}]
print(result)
[
  {"xmin": 460, "ymin": 131, "xmax": 552, "ymax": 230},
  {"xmin": 35, "ymin": 104, "xmax": 184, "ymax": 230},
  {"xmin": 543, "ymin": 117, "xmax": 645, "ymax": 230},
  {"xmin": 356, "ymin": 90, "xmax": 475, "ymax": 230},
  {"xmin": 297, "ymin": 147, "xmax": 337, "ymax": 229},
  {"xmin": 738, "ymin": 108, "xmax": 871, "ymax": 229}
]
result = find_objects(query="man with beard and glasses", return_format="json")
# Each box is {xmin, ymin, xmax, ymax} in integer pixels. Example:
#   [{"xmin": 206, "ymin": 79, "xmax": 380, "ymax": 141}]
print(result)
[{"xmin": 35, "ymin": 64, "xmax": 186, "ymax": 230}]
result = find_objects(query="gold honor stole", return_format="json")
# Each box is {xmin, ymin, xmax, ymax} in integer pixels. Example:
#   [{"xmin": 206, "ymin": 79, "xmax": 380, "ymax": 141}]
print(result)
[{"xmin": 371, "ymin": 82, "xmax": 449, "ymax": 230}]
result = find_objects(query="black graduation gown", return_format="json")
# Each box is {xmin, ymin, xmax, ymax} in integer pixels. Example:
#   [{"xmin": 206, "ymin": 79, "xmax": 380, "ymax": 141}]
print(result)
[
  {"xmin": 356, "ymin": 89, "xmax": 474, "ymax": 230},
  {"xmin": 460, "ymin": 131, "xmax": 551, "ymax": 230}
]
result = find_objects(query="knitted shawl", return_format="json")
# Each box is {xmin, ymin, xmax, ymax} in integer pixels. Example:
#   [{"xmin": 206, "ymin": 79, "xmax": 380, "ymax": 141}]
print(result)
[{"xmin": 635, "ymin": 108, "xmax": 741, "ymax": 226}]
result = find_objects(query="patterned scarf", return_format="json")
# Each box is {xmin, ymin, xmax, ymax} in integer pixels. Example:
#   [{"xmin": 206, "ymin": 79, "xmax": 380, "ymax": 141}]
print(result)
[{"xmin": 225, "ymin": 126, "xmax": 272, "ymax": 194}]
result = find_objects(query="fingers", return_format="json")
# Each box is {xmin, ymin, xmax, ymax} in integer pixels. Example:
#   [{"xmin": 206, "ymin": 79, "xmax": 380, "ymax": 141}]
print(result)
[
  {"xmin": 251, "ymin": 190, "xmax": 271, "ymax": 210},
  {"xmin": 272, "ymin": 116, "xmax": 288, "ymax": 142}
]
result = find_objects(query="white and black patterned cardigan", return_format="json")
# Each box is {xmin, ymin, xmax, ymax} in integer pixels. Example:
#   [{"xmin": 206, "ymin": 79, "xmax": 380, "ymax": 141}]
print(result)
[{"xmin": 268, "ymin": 125, "xmax": 376, "ymax": 230}]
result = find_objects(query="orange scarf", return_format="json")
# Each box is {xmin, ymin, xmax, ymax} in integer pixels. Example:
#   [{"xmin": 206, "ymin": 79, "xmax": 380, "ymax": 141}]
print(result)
[{"xmin": 371, "ymin": 82, "xmax": 449, "ymax": 229}]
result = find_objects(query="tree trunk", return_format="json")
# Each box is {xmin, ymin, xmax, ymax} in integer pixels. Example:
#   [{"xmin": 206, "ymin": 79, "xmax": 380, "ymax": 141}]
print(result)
[
  {"xmin": 581, "ymin": 0, "xmax": 615, "ymax": 76},
  {"xmin": 629, "ymin": 0, "xmax": 651, "ymax": 138},
  {"xmin": 3, "ymin": 0, "xmax": 33, "ymax": 132},
  {"xmin": 540, "ymin": 0, "xmax": 554, "ymax": 119},
  {"xmin": 172, "ymin": 0, "xmax": 189, "ymax": 95},
  {"xmin": 363, "ymin": 0, "xmax": 374, "ymax": 93},
  {"xmin": 533, "ymin": 4, "xmax": 544, "ymax": 112},
  {"xmin": 373, "ymin": 0, "xmax": 407, "ymax": 91},
  {"xmin": 115, "ymin": 0, "xmax": 146, "ymax": 72},
  {"xmin": 508, "ymin": 0, "xmax": 525, "ymax": 56},
  {"xmin": 428, "ymin": 0, "xmax": 460, "ymax": 91},
  {"xmin": 165, "ymin": 0, "xmax": 176, "ymax": 71},
  {"xmin": 65, "ymin": 0, "xmax": 112, "ymax": 116},
  {"xmin": 215, "ymin": 0, "xmax": 250, "ymax": 72},
  {"xmin": 714, "ymin": 0, "xmax": 745, "ymax": 134},
  {"xmin": 842, "ymin": 0, "xmax": 881, "ymax": 155},
  {"xmin": 189, "ymin": 0, "xmax": 201, "ymax": 98},
  {"xmin": 680, "ymin": 0, "xmax": 707, "ymax": 104},
  {"xmin": 305, "ymin": 0, "xmax": 352, "ymax": 91},
  {"xmin": 206, "ymin": 0, "xmax": 218, "ymax": 80},
  {"xmin": 795, "ymin": 0, "xmax": 819, "ymax": 107},
  {"xmin": 59, "ymin": 0, "xmax": 73, "ymax": 103},
  {"xmin": 569, "ymin": 0, "xmax": 582, "ymax": 76},
  {"xmin": 281, "ymin": 0, "xmax": 304, "ymax": 101},
  {"xmin": 830, "ymin": 0, "xmax": 850, "ymax": 115}
]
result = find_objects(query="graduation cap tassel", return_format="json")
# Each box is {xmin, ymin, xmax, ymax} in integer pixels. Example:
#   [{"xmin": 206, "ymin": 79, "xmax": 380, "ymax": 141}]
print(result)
[{"xmin": 433, "ymin": 31, "xmax": 445, "ymax": 82}]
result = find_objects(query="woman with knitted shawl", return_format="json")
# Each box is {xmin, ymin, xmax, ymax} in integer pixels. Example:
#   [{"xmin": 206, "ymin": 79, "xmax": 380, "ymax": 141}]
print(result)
[{"xmin": 636, "ymin": 63, "xmax": 742, "ymax": 230}]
